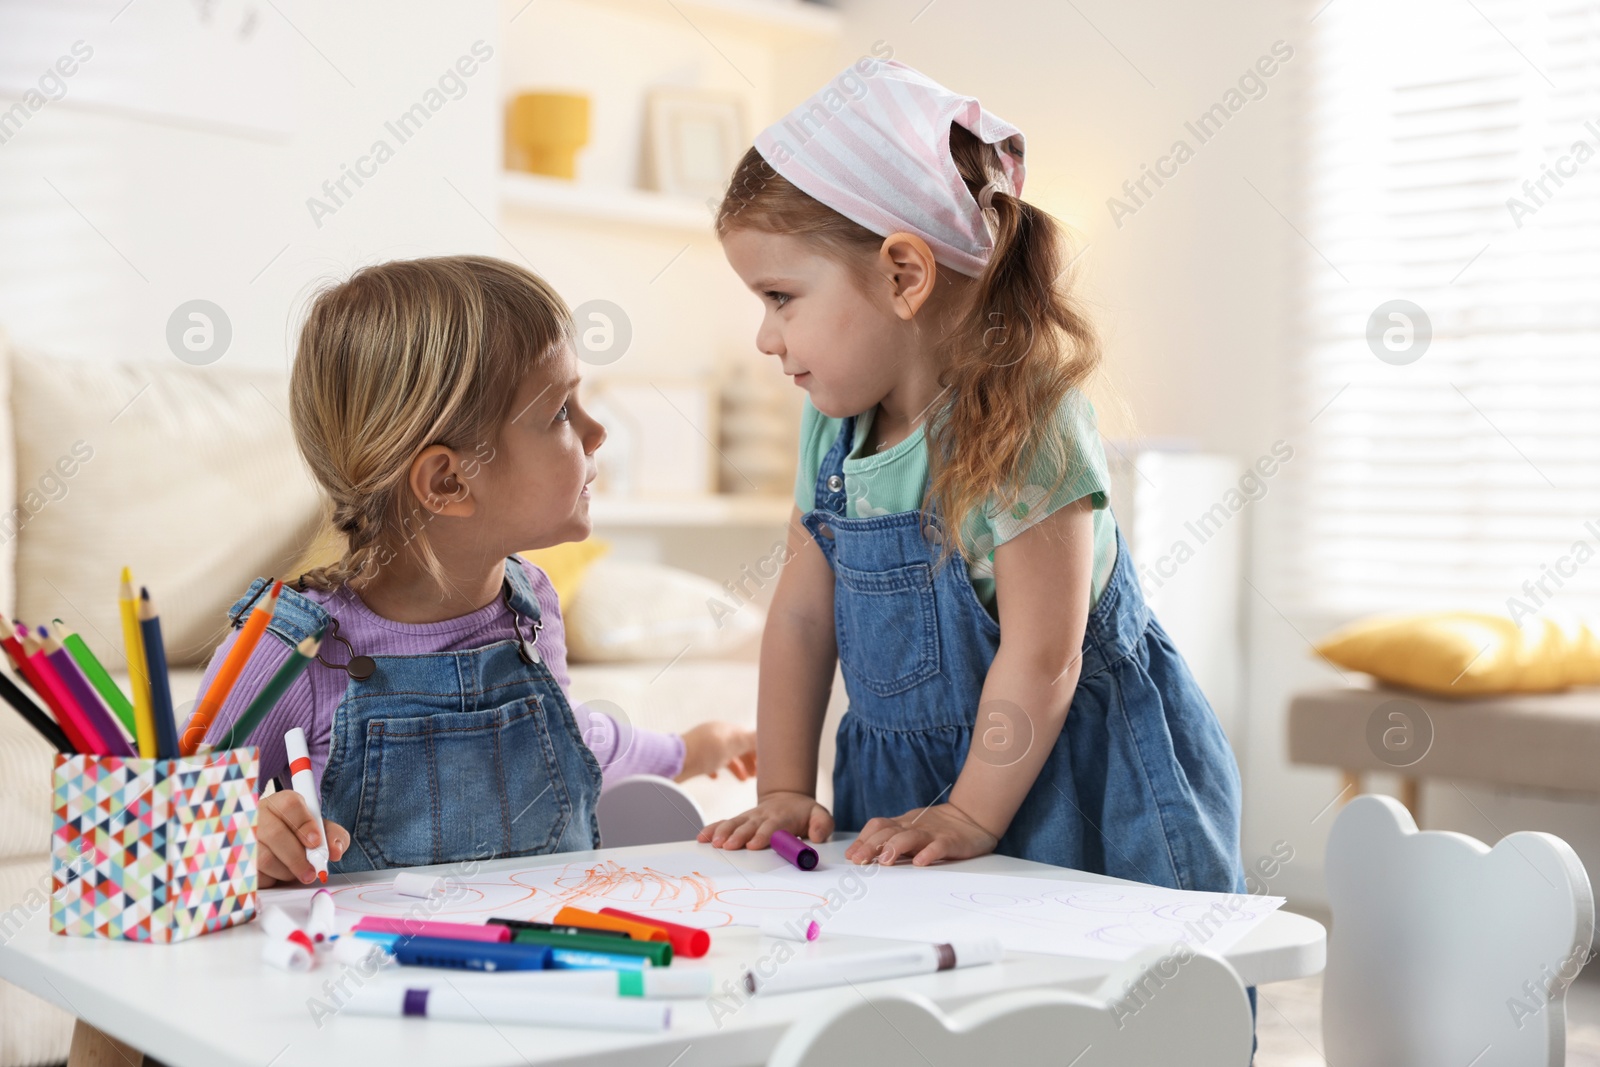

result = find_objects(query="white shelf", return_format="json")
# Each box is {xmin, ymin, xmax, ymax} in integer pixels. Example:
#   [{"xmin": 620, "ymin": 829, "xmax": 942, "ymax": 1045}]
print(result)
[
  {"xmin": 570, "ymin": 0, "xmax": 842, "ymax": 43},
  {"xmin": 501, "ymin": 172, "xmax": 713, "ymax": 235},
  {"xmin": 589, "ymin": 493, "xmax": 793, "ymax": 526}
]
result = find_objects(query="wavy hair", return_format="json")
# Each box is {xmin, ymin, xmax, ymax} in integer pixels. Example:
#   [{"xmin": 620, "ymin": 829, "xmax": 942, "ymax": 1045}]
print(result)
[
  {"xmin": 716, "ymin": 124, "xmax": 1103, "ymax": 566},
  {"xmin": 287, "ymin": 255, "xmax": 571, "ymax": 595}
]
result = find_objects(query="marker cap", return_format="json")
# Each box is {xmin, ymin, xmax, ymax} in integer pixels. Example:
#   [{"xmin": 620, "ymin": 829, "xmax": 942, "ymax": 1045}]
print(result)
[
  {"xmin": 393, "ymin": 871, "xmax": 448, "ymax": 898},
  {"xmin": 770, "ymin": 829, "xmax": 819, "ymax": 871},
  {"xmin": 262, "ymin": 936, "xmax": 313, "ymax": 973}
]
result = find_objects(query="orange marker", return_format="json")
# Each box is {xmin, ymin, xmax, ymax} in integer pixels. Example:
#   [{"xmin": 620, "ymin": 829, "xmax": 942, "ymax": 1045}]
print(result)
[
  {"xmin": 600, "ymin": 907, "xmax": 712, "ymax": 958},
  {"xmin": 22, "ymin": 627, "xmax": 106, "ymax": 754},
  {"xmin": 181, "ymin": 580, "xmax": 281, "ymax": 755},
  {"xmin": 553, "ymin": 907, "xmax": 670, "ymax": 943}
]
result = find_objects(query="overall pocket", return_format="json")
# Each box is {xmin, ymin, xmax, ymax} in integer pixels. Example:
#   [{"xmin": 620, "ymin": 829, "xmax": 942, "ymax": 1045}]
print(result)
[
  {"xmin": 353, "ymin": 695, "xmax": 572, "ymax": 869},
  {"xmin": 834, "ymin": 559, "xmax": 942, "ymax": 697}
]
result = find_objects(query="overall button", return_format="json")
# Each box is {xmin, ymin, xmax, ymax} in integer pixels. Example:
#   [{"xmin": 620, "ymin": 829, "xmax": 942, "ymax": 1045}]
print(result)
[
  {"xmin": 826, "ymin": 474, "xmax": 844, "ymax": 492},
  {"xmin": 818, "ymin": 523, "xmax": 835, "ymax": 539},
  {"xmin": 923, "ymin": 524, "xmax": 943, "ymax": 544}
]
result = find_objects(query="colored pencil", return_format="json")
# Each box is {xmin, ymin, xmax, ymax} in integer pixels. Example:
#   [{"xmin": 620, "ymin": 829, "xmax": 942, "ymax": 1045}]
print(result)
[
  {"xmin": 55, "ymin": 618, "xmax": 137, "ymax": 737},
  {"xmin": 138, "ymin": 588, "xmax": 179, "ymax": 760},
  {"xmin": 11, "ymin": 624, "xmax": 86, "ymax": 752},
  {"xmin": 23, "ymin": 627, "xmax": 105, "ymax": 754},
  {"xmin": 119, "ymin": 568, "xmax": 156, "ymax": 758},
  {"xmin": 41, "ymin": 624, "xmax": 134, "ymax": 757},
  {"xmin": 214, "ymin": 625, "xmax": 323, "ymax": 750},
  {"xmin": 0, "ymin": 666, "xmax": 71, "ymax": 753},
  {"xmin": 182, "ymin": 580, "xmax": 281, "ymax": 756},
  {"xmin": 0, "ymin": 614, "xmax": 35, "ymax": 691}
]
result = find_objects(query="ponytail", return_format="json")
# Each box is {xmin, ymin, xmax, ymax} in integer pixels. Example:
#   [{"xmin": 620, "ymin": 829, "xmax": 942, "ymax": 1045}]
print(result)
[{"xmin": 923, "ymin": 123, "xmax": 1103, "ymax": 567}]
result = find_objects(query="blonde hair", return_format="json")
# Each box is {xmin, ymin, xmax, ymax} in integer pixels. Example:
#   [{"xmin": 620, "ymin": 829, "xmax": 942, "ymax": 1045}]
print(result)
[
  {"xmin": 716, "ymin": 126, "xmax": 1103, "ymax": 567},
  {"xmin": 289, "ymin": 255, "xmax": 571, "ymax": 594}
]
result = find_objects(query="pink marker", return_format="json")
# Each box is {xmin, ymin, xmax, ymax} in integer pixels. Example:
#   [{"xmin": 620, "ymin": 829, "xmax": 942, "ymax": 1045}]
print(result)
[
  {"xmin": 352, "ymin": 916, "xmax": 511, "ymax": 944},
  {"xmin": 747, "ymin": 917, "xmax": 820, "ymax": 941},
  {"xmin": 770, "ymin": 829, "xmax": 819, "ymax": 871}
]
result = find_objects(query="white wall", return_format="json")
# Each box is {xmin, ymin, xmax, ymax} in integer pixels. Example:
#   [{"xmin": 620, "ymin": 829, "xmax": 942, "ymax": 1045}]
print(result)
[{"xmin": 0, "ymin": 0, "xmax": 500, "ymax": 369}]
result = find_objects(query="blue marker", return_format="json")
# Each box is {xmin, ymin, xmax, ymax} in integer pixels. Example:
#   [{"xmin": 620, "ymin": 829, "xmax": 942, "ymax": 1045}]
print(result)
[
  {"xmin": 549, "ymin": 947, "xmax": 651, "ymax": 971},
  {"xmin": 392, "ymin": 936, "xmax": 552, "ymax": 972}
]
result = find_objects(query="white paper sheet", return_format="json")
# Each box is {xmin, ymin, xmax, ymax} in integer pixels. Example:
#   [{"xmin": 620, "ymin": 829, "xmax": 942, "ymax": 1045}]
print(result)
[{"xmin": 265, "ymin": 848, "xmax": 1282, "ymax": 961}]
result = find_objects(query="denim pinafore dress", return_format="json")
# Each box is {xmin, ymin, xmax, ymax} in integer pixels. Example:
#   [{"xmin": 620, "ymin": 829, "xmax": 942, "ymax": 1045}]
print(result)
[
  {"xmin": 224, "ymin": 555, "xmax": 602, "ymax": 874},
  {"xmin": 807, "ymin": 416, "xmax": 1245, "ymax": 894}
]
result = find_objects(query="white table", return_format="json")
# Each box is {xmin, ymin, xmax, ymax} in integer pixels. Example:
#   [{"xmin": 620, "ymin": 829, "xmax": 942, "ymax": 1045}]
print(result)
[{"xmin": 0, "ymin": 837, "xmax": 1325, "ymax": 1067}]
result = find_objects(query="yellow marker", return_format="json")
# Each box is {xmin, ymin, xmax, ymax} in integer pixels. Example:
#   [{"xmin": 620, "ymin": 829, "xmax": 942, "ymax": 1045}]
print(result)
[{"xmin": 119, "ymin": 567, "xmax": 156, "ymax": 758}]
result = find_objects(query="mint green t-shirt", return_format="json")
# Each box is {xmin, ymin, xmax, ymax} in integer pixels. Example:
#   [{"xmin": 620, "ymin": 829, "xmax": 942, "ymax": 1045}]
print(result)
[{"xmin": 793, "ymin": 392, "xmax": 1119, "ymax": 614}]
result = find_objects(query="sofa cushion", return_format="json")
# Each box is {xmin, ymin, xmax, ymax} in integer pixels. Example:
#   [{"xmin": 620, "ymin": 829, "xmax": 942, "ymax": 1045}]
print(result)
[{"xmin": 10, "ymin": 352, "xmax": 323, "ymax": 668}]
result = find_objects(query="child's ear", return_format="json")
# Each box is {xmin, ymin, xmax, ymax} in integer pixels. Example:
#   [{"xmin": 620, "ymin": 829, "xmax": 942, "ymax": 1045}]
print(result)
[
  {"xmin": 878, "ymin": 231, "xmax": 938, "ymax": 321},
  {"xmin": 410, "ymin": 445, "xmax": 476, "ymax": 518}
]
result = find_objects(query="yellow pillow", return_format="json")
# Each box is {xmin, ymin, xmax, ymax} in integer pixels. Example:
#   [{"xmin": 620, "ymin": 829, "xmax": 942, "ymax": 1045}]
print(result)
[
  {"xmin": 519, "ymin": 539, "xmax": 610, "ymax": 613},
  {"xmin": 1314, "ymin": 612, "xmax": 1600, "ymax": 697}
]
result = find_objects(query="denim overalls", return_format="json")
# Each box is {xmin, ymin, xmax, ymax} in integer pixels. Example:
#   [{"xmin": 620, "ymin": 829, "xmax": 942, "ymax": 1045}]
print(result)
[
  {"xmin": 806, "ymin": 416, "xmax": 1246, "ymax": 896},
  {"xmin": 224, "ymin": 556, "xmax": 602, "ymax": 873}
]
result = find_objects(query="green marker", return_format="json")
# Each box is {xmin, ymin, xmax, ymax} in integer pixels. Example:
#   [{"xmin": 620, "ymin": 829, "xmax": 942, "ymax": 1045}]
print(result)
[{"xmin": 512, "ymin": 928, "xmax": 673, "ymax": 967}]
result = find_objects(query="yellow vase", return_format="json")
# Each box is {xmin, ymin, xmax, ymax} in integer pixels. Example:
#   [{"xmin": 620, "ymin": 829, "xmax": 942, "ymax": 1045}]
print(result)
[{"xmin": 506, "ymin": 92, "xmax": 591, "ymax": 179}]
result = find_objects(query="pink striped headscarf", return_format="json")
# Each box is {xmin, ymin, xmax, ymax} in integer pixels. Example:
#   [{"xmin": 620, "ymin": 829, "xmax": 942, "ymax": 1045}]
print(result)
[{"xmin": 753, "ymin": 59, "xmax": 1026, "ymax": 278}]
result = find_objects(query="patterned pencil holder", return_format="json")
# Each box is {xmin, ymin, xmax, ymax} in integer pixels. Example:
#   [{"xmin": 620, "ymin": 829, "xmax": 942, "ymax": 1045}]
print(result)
[{"xmin": 51, "ymin": 748, "xmax": 259, "ymax": 942}]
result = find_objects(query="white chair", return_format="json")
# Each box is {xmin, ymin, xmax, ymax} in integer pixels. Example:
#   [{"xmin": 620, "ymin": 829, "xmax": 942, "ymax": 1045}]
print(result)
[
  {"xmin": 766, "ymin": 946, "xmax": 1254, "ymax": 1067},
  {"xmin": 1324, "ymin": 794, "xmax": 1595, "ymax": 1066},
  {"xmin": 595, "ymin": 774, "xmax": 707, "ymax": 847}
]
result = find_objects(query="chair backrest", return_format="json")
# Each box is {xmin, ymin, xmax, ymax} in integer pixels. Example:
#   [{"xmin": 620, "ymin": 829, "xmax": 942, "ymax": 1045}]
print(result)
[
  {"xmin": 1324, "ymin": 794, "xmax": 1595, "ymax": 1066},
  {"xmin": 766, "ymin": 946, "xmax": 1254, "ymax": 1067},
  {"xmin": 595, "ymin": 774, "xmax": 706, "ymax": 847}
]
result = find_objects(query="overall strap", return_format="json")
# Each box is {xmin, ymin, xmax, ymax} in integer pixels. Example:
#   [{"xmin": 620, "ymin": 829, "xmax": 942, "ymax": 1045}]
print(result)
[
  {"xmin": 501, "ymin": 554, "xmax": 544, "ymax": 625},
  {"xmin": 225, "ymin": 577, "xmax": 332, "ymax": 648},
  {"xmin": 812, "ymin": 414, "xmax": 857, "ymax": 514}
]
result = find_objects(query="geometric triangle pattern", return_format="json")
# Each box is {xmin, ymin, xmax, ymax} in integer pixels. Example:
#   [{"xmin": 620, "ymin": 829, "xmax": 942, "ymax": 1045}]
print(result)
[{"xmin": 50, "ymin": 747, "xmax": 260, "ymax": 943}]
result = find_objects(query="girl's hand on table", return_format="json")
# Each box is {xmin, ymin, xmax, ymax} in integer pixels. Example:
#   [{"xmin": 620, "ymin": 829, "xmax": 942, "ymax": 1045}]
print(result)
[
  {"xmin": 676, "ymin": 721, "xmax": 757, "ymax": 782},
  {"xmin": 257, "ymin": 789, "xmax": 349, "ymax": 888},
  {"xmin": 696, "ymin": 790, "xmax": 833, "ymax": 850},
  {"xmin": 844, "ymin": 803, "xmax": 999, "ymax": 867}
]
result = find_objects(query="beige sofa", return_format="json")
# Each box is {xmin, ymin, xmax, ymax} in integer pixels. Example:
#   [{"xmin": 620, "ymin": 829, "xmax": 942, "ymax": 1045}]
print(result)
[
  {"xmin": 0, "ymin": 343, "xmax": 831, "ymax": 1066},
  {"xmin": 1288, "ymin": 683, "xmax": 1600, "ymax": 821}
]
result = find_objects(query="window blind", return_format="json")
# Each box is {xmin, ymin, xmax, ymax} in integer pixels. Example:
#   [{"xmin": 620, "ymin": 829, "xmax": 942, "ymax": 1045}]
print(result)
[{"xmin": 1290, "ymin": 0, "xmax": 1600, "ymax": 618}]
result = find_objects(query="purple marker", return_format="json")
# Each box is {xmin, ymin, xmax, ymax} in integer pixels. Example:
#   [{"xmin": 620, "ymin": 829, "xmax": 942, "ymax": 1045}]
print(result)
[{"xmin": 771, "ymin": 828, "xmax": 818, "ymax": 871}]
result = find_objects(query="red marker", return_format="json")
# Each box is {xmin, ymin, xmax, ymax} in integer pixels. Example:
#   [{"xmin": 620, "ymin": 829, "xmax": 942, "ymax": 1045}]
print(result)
[{"xmin": 599, "ymin": 907, "xmax": 711, "ymax": 958}]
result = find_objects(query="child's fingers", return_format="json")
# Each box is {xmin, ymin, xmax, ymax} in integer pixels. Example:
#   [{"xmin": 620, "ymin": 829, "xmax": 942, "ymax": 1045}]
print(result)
[
  {"xmin": 256, "ymin": 817, "xmax": 317, "ymax": 885},
  {"xmin": 268, "ymin": 790, "xmax": 324, "ymax": 849},
  {"xmin": 845, "ymin": 818, "xmax": 901, "ymax": 864},
  {"xmin": 325, "ymin": 821, "xmax": 351, "ymax": 861},
  {"xmin": 807, "ymin": 807, "xmax": 835, "ymax": 845}
]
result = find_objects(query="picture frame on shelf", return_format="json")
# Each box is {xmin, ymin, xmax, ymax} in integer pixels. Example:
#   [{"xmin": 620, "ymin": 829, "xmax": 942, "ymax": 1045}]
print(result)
[
  {"xmin": 586, "ymin": 378, "xmax": 719, "ymax": 498},
  {"xmin": 644, "ymin": 88, "xmax": 746, "ymax": 200}
]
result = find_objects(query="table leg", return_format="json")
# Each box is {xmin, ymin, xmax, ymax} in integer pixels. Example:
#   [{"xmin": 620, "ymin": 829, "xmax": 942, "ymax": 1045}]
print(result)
[
  {"xmin": 1340, "ymin": 770, "xmax": 1361, "ymax": 802},
  {"xmin": 67, "ymin": 1020, "xmax": 144, "ymax": 1067}
]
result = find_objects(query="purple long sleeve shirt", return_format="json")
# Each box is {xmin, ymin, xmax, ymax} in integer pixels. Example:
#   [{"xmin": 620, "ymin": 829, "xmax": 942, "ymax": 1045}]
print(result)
[{"xmin": 196, "ymin": 556, "xmax": 684, "ymax": 793}]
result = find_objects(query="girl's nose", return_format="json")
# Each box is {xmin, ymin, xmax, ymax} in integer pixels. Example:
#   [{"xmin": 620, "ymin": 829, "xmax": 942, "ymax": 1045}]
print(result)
[
  {"xmin": 756, "ymin": 319, "xmax": 784, "ymax": 359},
  {"xmin": 585, "ymin": 414, "xmax": 606, "ymax": 454}
]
